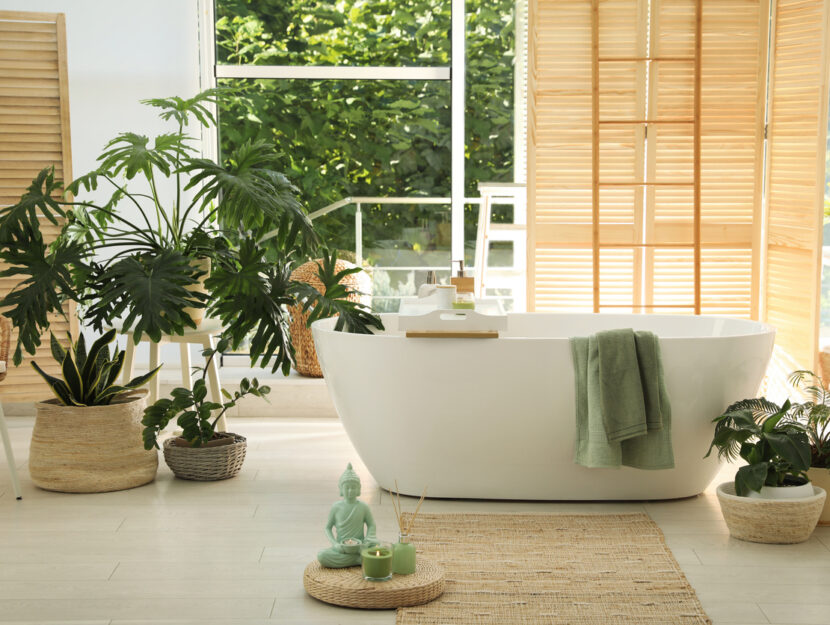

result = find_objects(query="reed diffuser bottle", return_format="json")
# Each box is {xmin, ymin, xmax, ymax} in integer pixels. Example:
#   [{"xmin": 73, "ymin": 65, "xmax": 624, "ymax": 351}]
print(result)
[
  {"xmin": 393, "ymin": 533, "xmax": 416, "ymax": 575},
  {"xmin": 391, "ymin": 482, "xmax": 426, "ymax": 576}
]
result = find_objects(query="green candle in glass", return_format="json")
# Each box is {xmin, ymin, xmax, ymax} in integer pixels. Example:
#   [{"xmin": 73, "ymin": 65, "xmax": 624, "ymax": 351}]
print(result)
[{"xmin": 361, "ymin": 542, "xmax": 393, "ymax": 581}]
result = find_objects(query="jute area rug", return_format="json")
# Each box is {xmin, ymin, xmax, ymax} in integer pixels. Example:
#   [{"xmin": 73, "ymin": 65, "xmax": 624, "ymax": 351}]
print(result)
[{"xmin": 397, "ymin": 513, "xmax": 710, "ymax": 625}]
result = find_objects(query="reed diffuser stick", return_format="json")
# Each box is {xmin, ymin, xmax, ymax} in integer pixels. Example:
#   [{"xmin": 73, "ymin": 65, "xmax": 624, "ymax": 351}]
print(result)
[
  {"xmin": 404, "ymin": 486, "xmax": 428, "ymax": 536},
  {"xmin": 389, "ymin": 480, "xmax": 401, "ymax": 529},
  {"xmin": 394, "ymin": 480, "xmax": 404, "ymax": 534}
]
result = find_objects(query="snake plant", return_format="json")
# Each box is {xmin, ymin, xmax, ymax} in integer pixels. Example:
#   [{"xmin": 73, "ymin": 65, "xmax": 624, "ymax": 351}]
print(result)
[{"xmin": 31, "ymin": 329, "xmax": 160, "ymax": 407}]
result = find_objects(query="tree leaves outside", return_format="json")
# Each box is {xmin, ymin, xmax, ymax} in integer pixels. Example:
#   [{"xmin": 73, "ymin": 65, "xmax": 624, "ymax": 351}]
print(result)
[{"xmin": 215, "ymin": 0, "xmax": 517, "ymax": 302}]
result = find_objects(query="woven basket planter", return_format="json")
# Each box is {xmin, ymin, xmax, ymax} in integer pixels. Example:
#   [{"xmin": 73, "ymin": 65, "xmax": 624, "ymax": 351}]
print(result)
[
  {"xmin": 288, "ymin": 258, "xmax": 371, "ymax": 377},
  {"xmin": 806, "ymin": 467, "xmax": 830, "ymax": 525},
  {"xmin": 30, "ymin": 389, "xmax": 157, "ymax": 493},
  {"xmin": 163, "ymin": 432, "xmax": 247, "ymax": 481},
  {"xmin": 716, "ymin": 481, "xmax": 826, "ymax": 544}
]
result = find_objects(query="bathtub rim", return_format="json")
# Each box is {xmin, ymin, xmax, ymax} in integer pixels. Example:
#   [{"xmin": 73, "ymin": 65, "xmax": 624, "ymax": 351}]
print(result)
[{"xmin": 312, "ymin": 312, "xmax": 776, "ymax": 341}]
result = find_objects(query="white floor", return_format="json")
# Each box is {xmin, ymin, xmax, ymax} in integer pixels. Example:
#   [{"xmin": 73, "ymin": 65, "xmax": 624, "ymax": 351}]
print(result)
[{"xmin": 0, "ymin": 416, "xmax": 828, "ymax": 625}]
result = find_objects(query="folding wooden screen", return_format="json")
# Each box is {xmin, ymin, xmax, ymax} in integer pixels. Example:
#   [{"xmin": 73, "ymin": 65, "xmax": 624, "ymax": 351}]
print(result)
[
  {"xmin": 764, "ymin": 0, "xmax": 830, "ymax": 381},
  {"xmin": 0, "ymin": 11, "xmax": 75, "ymax": 402},
  {"xmin": 529, "ymin": 0, "xmax": 829, "ymax": 376}
]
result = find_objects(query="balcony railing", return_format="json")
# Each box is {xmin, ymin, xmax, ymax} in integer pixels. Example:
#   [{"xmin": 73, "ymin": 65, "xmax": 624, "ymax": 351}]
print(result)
[{"xmin": 263, "ymin": 186, "xmax": 527, "ymax": 312}]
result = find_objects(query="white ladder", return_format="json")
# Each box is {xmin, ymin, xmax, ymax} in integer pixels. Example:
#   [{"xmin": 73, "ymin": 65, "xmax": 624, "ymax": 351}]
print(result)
[{"xmin": 473, "ymin": 182, "xmax": 527, "ymax": 311}]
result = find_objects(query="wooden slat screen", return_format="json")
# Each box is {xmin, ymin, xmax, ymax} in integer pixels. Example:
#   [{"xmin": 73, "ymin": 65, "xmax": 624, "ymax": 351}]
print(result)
[
  {"xmin": 529, "ymin": 0, "xmax": 769, "ymax": 320},
  {"xmin": 529, "ymin": 0, "xmax": 594, "ymax": 311},
  {"xmin": 764, "ymin": 0, "xmax": 830, "ymax": 385},
  {"xmin": 0, "ymin": 11, "xmax": 75, "ymax": 402}
]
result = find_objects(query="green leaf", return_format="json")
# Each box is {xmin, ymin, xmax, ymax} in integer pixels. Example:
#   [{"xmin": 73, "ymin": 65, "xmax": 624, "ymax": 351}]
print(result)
[
  {"xmin": 50, "ymin": 333, "xmax": 66, "ymax": 364},
  {"xmin": 141, "ymin": 88, "xmax": 226, "ymax": 128},
  {"xmin": 30, "ymin": 361, "xmax": 79, "ymax": 406},
  {"xmin": 74, "ymin": 332, "xmax": 87, "ymax": 373},
  {"xmin": 97, "ymin": 132, "xmax": 192, "ymax": 180},
  {"xmin": 61, "ymin": 350, "xmax": 83, "ymax": 401},
  {"xmin": 765, "ymin": 431, "xmax": 812, "ymax": 473},
  {"xmin": 124, "ymin": 366, "xmax": 162, "ymax": 392},
  {"xmin": 83, "ymin": 250, "xmax": 202, "ymax": 343},
  {"xmin": 182, "ymin": 139, "xmax": 317, "ymax": 252},
  {"xmin": 0, "ymin": 233, "xmax": 84, "ymax": 365},
  {"xmin": 735, "ymin": 462, "xmax": 769, "ymax": 496},
  {"xmin": 0, "ymin": 167, "xmax": 67, "ymax": 239},
  {"xmin": 193, "ymin": 379, "xmax": 208, "ymax": 403},
  {"xmin": 206, "ymin": 240, "xmax": 295, "ymax": 373},
  {"xmin": 80, "ymin": 329, "xmax": 117, "ymax": 393},
  {"xmin": 762, "ymin": 410, "xmax": 787, "ymax": 433}
]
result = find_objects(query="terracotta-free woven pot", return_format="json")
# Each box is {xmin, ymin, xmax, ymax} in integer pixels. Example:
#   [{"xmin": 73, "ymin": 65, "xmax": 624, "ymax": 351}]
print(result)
[
  {"xmin": 163, "ymin": 432, "xmax": 246, "ymax": 481},
  {"xmin": 288, "ymin": 258, "xmax": 371, "ymax": 377},
  {"xmin": 716, "ymin": 481, "xmax": 826, "ymax": 544},
  {"xmin": 30, "ymin": 388, "xmax": 157, "ymax": 493},
  {"xmin": 806, "ymin": 467, "xmax": 830, "ymax": 524}
]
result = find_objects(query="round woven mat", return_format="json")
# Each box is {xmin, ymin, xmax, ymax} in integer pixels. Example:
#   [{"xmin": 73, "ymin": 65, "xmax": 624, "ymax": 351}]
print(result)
[{"xmin": 303, "ymin": 558, "xmax": 444, "ymax": 609}]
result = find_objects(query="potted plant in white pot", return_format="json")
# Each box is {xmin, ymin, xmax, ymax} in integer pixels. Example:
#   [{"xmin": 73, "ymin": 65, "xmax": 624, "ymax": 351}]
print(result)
[
  {"xmin": 706, "ymin": 396, "xmax": 826, "ymax": 543},
  {"xmin": 141, "ymin": 337, "xmax": 270, "ymax": 480},
  {"xmin": 29, "ymin": 329, "xmax": 160, "ymax": 493}
]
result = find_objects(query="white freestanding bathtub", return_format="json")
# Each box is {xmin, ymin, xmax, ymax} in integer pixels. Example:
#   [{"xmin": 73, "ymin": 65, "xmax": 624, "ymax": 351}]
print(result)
[{"xmin": 312, "ymin": 313, "xmax": 775, "ymax": 500}]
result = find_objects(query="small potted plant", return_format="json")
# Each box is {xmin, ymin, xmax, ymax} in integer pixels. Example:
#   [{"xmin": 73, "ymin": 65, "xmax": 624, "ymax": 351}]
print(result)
[
  {"xmin": 141, "ymin": 337, "xmax": 270, "ymax": 480},
  {"xmin": 706, "ymin": 395, "xmax": 826, "ymax": 543},
  {"xmin": 783, "ymin": 370, "xmax": 830, "ymax": 524},
  {"xmin": 30, "ymin": 329, "xmax": 160, "ymax": 493}
]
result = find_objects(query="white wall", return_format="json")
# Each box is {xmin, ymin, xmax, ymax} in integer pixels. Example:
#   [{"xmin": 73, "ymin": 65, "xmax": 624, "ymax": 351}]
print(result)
[
  {"xmin": 2, "ymin": 0, "xmax": 203, "ymax": 370},
  {"xmin": 3, "ymin": 0, "xmax": 202, "ymax": 183}
]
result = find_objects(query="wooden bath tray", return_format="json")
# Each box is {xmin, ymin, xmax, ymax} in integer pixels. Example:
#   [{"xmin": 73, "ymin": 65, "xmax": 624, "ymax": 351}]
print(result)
[{"xmin": 399, "ymin": 310, "xmax": 507, "ymax": 339}]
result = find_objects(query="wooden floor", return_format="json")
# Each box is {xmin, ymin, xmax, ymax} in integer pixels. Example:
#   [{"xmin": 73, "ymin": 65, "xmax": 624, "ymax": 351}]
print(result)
[{"xmin": 0, "ymin": 416, "xmax": 828, "ymax": 625}]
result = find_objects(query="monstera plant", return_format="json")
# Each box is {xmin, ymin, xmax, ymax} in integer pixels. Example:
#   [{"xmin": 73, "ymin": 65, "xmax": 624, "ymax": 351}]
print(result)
[{"xmin": 0, "ymin": 89, "xmax": 382, "ymax": 373}]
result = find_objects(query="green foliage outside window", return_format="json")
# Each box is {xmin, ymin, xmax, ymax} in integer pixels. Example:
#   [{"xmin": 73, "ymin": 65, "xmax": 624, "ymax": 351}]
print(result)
[{"xmin": 215, "ymin": 0, "xmax": 516, "ymax": 256}]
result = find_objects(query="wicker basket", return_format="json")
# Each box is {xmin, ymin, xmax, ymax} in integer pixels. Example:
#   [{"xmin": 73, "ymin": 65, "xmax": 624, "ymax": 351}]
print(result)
[
  {"xmin": 716, "ymin": 481, "xmax": 826, "ymax": 544},
  {"xmin": 288, "ymin": 258, "xmax": 371, "ymax": 377},
  {"xmin": 30, "ymin": 389, "xmax": 158, "ymax": 493},
  {"xmin": 163, "ymin": 432, "xmax": 247, "ymax": 481},
  {"xmin": 807, "ymin": 467, "xmax": 830, "ymax": 525}
]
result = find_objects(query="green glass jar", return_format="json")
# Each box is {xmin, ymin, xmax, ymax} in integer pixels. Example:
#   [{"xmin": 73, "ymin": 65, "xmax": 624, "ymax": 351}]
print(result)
[{"xmin": 392, "ymin": 533, "xmax": 416, "ymax": 575}]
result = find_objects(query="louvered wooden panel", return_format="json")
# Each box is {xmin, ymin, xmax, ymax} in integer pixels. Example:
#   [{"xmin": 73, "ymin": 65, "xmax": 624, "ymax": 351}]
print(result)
[
  {"xmin": 0, "ymin": 11, "xmax": 75, "ymax": 403},
  {"xmin": 764, "ymin": 0, "xmax": 830, "ymax": 388},
  {"xmin": 645, "ymin": 0, "xmax": 766, "ymax": 319},
  {"xmin": 530, "ymin": 0, "xmax": 767, "ymax": 322},
  {"xmin": 529, "ymin": 0, "xmax": 644, "ymax": 311}
]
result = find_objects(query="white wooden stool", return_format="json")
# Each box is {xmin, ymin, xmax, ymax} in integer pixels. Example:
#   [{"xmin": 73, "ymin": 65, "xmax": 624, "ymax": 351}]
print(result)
[{"xmin": 119, "ymin": 319, "xmax": 228, "ymax": 432}]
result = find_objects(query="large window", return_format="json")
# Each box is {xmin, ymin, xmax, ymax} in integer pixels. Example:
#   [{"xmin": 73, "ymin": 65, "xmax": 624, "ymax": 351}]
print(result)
[{"xmin": 209, "ymin": 0, "xmax": 522, "ymax": 311}]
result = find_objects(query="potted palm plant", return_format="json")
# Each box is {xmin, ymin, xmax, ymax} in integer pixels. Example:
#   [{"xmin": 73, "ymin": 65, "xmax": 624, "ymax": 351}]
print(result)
[
  {"xmin": 0, "ymin": 88, "xmax": 382, "ymax": 374},
  {"xmin": 706, "ymin": 395, "xmax": 826, "ymax": 543},
  {"xmin": 29, "ymin": 329, "xmax": 160, "ymax": 493},
  {"xmin": 782, "ymin": 370, "xmax": 830, "ymax": 524}
]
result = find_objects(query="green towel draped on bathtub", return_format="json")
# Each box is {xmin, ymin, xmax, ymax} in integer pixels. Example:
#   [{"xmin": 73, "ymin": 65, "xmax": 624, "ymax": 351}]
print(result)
[{"xmin": 570, "ymin": 329, "xmax": 674, "ymax": 470}]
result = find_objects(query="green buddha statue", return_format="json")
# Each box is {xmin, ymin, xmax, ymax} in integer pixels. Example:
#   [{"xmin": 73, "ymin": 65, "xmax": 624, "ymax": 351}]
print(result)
[{"xmin": 317, "ymin": 463, "xmax": 377, "ymax": 568}]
